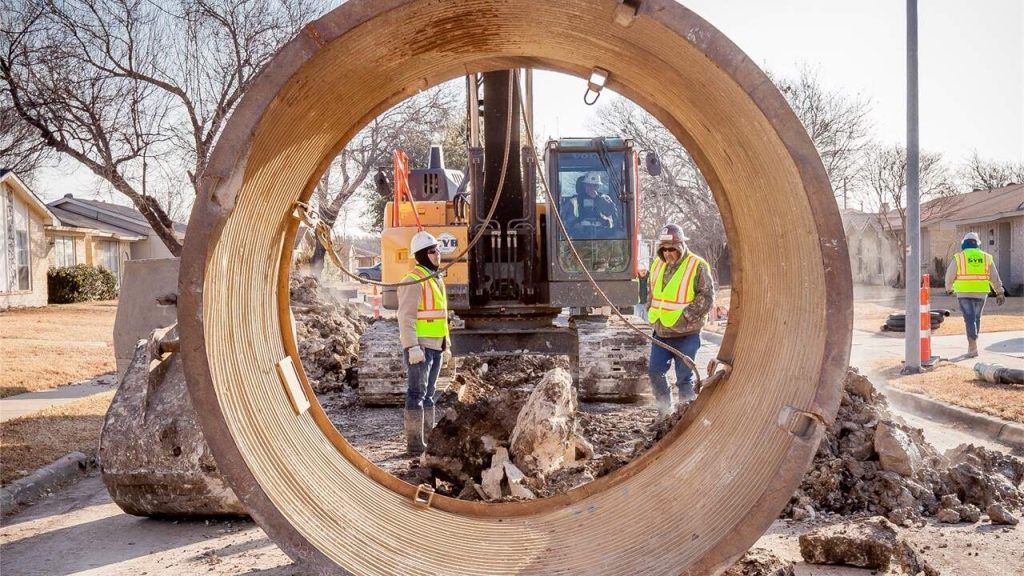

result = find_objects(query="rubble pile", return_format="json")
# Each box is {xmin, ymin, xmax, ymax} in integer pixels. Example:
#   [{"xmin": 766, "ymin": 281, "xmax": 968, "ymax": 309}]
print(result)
[
  {"xmin": 423, "ymin": 357, "xmax": 604, "ymax": 500},
  {"xmin": 786, "ymin": 369, "xmax": 1024, "ymax": 526},
  {"xmin": 423, "ymin": 356, "xmax": 568, "ymax": 489},
  {"xmin": 289, "ymin": 275, "xmax": 366, "ymax": 392},
  {"xmin": 722, "ymin": 549, "xmax": 794, "ymax": 576}
]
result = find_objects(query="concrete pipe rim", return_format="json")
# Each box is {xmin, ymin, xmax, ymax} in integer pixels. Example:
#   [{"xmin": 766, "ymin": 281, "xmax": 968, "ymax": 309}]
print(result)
[{"xmin": 179, "ymin": 1, "xmax": 853, "ymax": 574}]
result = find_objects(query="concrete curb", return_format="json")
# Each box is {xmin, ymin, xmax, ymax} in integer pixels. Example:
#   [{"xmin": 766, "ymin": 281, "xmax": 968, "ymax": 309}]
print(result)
[
  {"xmin": 881, "ymin": 385, "xmax": 1024, "ymax": 451},
  {"xmin": 1, "ymin": 452, "xmax": 95, "ymax": 515}
]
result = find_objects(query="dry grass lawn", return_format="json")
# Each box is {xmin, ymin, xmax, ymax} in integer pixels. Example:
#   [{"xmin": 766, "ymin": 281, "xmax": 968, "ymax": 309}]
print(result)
[
  {"xmin": 0, "ymin": 390, "xmax": 114, "ymax": 485},
  {"xmin": 0, "ymin": 301, "xmax": 117, "ymax": 397},
  {"xmin": 878, "ymin": 360, "xmax": 1024, "ymax": 424},
  {"xmin": 854, "ymin": 299, "xmax": 1023, "ymax": 336}
]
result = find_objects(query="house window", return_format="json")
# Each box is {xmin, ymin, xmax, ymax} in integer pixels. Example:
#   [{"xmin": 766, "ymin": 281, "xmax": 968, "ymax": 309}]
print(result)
[
  {"xmin": 55, "ymin": 236, "xmax": 76, "ymax": 267},
  {"xmin": 97, "ymin": 240, "xmax": 121, "ymax": 284},
  {"xmin": 13, "ymin": 195, "xmax": 31, "ymax": 291}
]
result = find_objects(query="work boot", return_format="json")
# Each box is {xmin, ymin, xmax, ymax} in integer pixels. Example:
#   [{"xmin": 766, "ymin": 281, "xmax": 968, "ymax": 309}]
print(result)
[
  {"xmin": 655, "ymin": 400, "xmax": 673, "ymax": 419},
  {"xmin": 405, "ymin": 409, "xmax": 425, "ymax": 455},
  {"xmin": 967, "ymin": 338, "xmax": 978, "ymax": 358}
]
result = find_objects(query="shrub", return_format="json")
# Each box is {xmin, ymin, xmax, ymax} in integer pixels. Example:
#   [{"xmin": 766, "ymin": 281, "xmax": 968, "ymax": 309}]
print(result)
[{"xmin": 47, "ymin": 264, "xmax": 118, "ymax": 303}]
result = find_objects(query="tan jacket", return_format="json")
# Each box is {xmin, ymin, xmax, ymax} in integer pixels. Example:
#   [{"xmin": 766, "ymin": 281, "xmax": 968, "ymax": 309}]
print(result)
[
  {"xmin": 397, "ymin": 268, "xmax": 448, "ymax": 351},
  {"xmin": 646, "ymin": 250, "xmax": 715, "ymax": 338}
]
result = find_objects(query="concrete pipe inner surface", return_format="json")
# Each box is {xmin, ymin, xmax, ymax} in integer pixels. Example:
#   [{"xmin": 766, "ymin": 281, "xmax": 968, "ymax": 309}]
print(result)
[{"xmin": 179, "ymin": 0, "xmax": 852, "ymax": 574}]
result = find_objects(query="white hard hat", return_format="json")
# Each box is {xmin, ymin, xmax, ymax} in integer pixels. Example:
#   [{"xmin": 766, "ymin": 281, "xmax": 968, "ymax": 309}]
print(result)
[
  {"xmin": 410, "ymin": 231, "xmax": 438, "ymax": 253},
  {"xmin": 582, "ymin": 171, "xmax": 604, "ymax": 186},
  {"xmin": 962, "ymin": 231, "xmax": 980, "ymax": 243}
]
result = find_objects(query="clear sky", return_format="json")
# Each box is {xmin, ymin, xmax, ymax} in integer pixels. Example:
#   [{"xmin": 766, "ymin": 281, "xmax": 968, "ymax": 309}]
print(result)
[
  {"xmin": 531, "ymin": 0, "xmax": 1023, "ymax": 165},
  {"xmin": 32, "ymin": 0, "xmax": 1023, "ymax": 206}
]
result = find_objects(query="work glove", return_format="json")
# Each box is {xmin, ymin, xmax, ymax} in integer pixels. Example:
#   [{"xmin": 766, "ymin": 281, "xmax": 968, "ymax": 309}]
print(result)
[
  {"xmin": 996, "ymin": 293, "xmax": 1006, "ymax": 306},
  {"xmin": 407, "ymin": 346, "xmax": 425, "ymax": 365},
  {"xmin": 441, "ymin": 349, "xmax": 452, "ymax": 368}
]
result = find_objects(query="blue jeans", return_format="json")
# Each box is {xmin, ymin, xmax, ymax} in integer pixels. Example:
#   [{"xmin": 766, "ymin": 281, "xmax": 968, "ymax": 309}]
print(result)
[
  {"xmin": 404, "ymin": 347, "xmax": 442, "ymax": 410},
  {"xmin": 958, "ymin": 297, "xmax": 986, "ymax": 341},
  {"xmin": 648, "ymin": 332, "xmax": 701, "ymax": 406}
]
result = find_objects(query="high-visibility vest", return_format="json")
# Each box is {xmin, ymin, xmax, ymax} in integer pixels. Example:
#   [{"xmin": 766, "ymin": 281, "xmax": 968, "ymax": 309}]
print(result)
[
  {"xmin": 952, "ymin": 248, "xmax": 993, "ymax": 294},
  {"xmin": 403, "ymin": 265, "xmax": 449, "ymax": 338},
  {"xmin": 648, "ymin": 252, "xmax": 705, "ymax": 328}
]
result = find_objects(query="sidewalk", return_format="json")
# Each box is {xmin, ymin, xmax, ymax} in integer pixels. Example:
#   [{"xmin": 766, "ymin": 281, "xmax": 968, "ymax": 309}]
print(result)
[
  {"xmin": 851, "ymin": 329, "xmax": 1024, "ymax": 371},
  {"xmin": 0, "ymin": 375, "xmax": 116, "ymax": 423}
]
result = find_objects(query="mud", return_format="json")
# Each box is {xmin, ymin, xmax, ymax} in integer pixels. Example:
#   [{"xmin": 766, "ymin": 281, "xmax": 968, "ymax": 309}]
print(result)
[
  {"xmin": 290, "ymin": 275, "xmax": 366, "ymax": 392},
  {"xmin": 785, "ymin": 369, "xmax": 1024, "ymax": 525},
  {"xmin": 723, "ymin": 548, "xmax": 795, "ymax": 575}
]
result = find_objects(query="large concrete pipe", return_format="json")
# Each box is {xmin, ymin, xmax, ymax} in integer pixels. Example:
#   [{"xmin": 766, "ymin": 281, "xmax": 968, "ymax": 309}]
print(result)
[{"xmin": 178, "ymin": 1, "xmax": 852, "ymax": 574}]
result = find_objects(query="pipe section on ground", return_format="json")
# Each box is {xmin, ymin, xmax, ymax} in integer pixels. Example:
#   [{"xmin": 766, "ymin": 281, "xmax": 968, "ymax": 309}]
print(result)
[{"xmin": 179, "ymin": 1, "xmax": 852, "ymax": 574}]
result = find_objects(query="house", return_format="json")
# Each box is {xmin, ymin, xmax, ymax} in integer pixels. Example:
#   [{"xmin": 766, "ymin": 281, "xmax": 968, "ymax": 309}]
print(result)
[
  {"xmin": 919, "ymin": 184, "xmax": 1023, "ymax": 294},
  {"xmin": 45, "ymin": 194, "xmax": 186, "ymax": 286},
  {"xmin": 841, "ymin": 208, "xmax": 902, "ymax": 286},
  {"xmin": 844, "ymin": 183, "xmax": 1024, "ymax": 291},
  {"xmin": 1, "ymin": 170, "xmax": 58, "ymax": 309}
]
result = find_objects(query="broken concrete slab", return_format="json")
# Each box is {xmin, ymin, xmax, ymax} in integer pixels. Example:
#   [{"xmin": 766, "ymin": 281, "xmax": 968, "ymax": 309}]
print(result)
[
  {"xmin": 875, "ymin": 422, "xmax": 924, "ymax": 477},
  {"xmin": 798, "ymin": 516, "xmax": 937, "ymax": 575},
  {"xmin": 987, "ymin": 503, "xmax": 1019, "ymax": 525},
  {"xmin": 509, "ymin": 368, "xmax": 579, "ymax": 477}
]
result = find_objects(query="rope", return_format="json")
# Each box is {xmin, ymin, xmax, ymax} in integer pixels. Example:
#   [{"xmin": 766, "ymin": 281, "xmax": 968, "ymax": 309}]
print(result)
[{"xmin": 514, "ymin": 82, "xmax": 713, "ymax": 388}]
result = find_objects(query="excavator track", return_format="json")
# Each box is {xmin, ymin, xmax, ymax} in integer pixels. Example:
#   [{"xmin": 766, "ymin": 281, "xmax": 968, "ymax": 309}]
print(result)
[
  {"xmin": 574, "ymin": 315, "xmax": 649, "ymax": 402},
  {"xmin": 357, "ymin": 318, "xmax": 455, "ymax": 405}
]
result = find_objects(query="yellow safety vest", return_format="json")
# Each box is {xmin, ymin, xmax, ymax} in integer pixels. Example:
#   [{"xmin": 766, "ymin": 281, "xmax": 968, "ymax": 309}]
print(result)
[
  {"xmin": 648, "ymin": 253, "xmax": 705, "ymax": 328},
  {"xmin": 403, "ymin": 265, "xmax": 449, "ymax": 338},
  {"xmin": 952, "ymin": 248, "xmax": 993, "ymax": 294}
]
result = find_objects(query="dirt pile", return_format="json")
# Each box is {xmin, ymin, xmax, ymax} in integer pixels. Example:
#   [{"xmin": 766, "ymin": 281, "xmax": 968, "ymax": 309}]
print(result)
[
  {"xmin": 423, "ymin": 356, "xmax": 610, "ymax": 500},
  {"xmin": 786, "ymin": 369, "xmax": 1024, "ymax": 525},
  {"xmin": 289, "ymin": 275, "xmax": 366, "ymax": 392}
]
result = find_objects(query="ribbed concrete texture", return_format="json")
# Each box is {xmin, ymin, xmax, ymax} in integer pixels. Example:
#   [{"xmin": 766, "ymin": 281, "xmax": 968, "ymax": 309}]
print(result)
[{"xmin": 178, "ymin": 1, "xmax": 853, "ymax": 574}]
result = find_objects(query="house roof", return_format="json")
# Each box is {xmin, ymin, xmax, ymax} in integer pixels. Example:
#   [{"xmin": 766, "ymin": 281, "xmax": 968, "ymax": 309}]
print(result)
[
  {"xmin": 47, "ymin": 204, "xmax": 145, "ymax": 240},
  {"xmin": 840, "ymin": 208, "xmax": 886, "ymax": 234},
  {"xmin": 880, "ymin": 183, "xmax": 1024, "ymax": 230},
  {"xmin": 46, "ymin": 194, "xmax": 187, "ymax": 238},
  {"xmin": 924, "ymin": 183, "xmax": 1023, "ymax": 225},
  {"xmin": 0, "ymin": 170, "xmax": 58, "ymax": 225}
]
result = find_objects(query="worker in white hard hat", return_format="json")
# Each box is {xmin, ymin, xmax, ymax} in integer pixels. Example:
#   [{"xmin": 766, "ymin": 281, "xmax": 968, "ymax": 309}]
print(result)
[
  {"xmin": 944, "ymin": 231, "xmax": 1006, "ymax": 358},
  {"xmin": 646, "ymin": 223, "xmax": 715, "ymax": 417},
  {"xmin": 397, "ymin": 230, "xmax": 451, "ymax": 454},
  {"xmin": 563, "ymin": 171, "xmax": 620, "ymax": 234}
]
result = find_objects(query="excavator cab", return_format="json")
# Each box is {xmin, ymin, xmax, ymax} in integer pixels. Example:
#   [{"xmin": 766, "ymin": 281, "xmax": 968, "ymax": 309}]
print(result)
[{"xmin": 544, "ymin": 137, "xmax": 641, "ymax": 309}]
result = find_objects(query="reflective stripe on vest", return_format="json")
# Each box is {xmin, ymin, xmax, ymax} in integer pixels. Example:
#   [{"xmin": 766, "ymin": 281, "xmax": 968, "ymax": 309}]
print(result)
[
  {"xmin": 648, "ymin": 253, "xmax": 704, "ymax": 328},
  {"xmin": 403, "ymin": 265, "xmax": 449, "ymax": 338},
  {"xmin": 952, "ymin": 248, "xmax": 992, "ymax": 294}
]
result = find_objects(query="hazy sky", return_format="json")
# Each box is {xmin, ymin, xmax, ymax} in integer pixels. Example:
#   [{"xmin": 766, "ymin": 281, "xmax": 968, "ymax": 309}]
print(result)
[{"xmin": 32, "ymin": 0, "xmax": 1023, "ymax": 206}]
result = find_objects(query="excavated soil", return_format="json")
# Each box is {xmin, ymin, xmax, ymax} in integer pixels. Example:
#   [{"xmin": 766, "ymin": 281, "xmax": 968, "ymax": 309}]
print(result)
[
  {"xmin": 290, "ymin": 275, "xmax": 366, "ymax": 392},
  {"xmin": 785, "ymin": 369, "xmax": 1024, "ymax": 527}
]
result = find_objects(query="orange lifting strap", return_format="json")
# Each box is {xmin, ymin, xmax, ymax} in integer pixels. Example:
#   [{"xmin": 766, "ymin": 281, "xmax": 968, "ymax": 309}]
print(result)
[{"xmin": 392, "ymin": 149, "xmax": 424, "ymax": 231}]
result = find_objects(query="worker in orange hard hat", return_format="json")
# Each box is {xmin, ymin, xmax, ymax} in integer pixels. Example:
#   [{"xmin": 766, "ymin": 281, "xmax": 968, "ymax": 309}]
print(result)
[{"xmin": 646, "ymin": 223, "xmax": 715, "ymax": 417}]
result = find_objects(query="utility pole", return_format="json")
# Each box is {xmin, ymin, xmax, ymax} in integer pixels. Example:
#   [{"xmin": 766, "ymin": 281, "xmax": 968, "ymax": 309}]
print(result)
[{"xmin": 904, "ymin": 0, "xmax": 922, "ymax": 374}]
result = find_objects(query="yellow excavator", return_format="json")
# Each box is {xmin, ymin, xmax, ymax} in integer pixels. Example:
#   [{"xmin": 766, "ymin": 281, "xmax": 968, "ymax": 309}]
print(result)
[{"xmin": 358, "ymin": 70, "xmax": 657, "ymax": 405}]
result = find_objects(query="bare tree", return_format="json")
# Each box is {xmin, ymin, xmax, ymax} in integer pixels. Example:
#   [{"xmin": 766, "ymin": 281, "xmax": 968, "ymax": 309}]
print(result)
[
  {"xmin": 0, "ymin": 104, "xmax": 54, "ymax": 183},
  {"xmin": 1, "ymin": 0, "xmax": 318, "ymax": 255},
  {"xmin": 862, "ymin": 143, "xmax": 956, "ymax": 285},
  {"xmin": 771, "ymin": 66, "xmax": 873, "ymax": 207},
  {"xmin": 958, "ymin": 151, "xmax": 1024, "ymax": 191},
  {"xmin": 593, "ymin": 97, "xmax": 728, "ymax": 278},
  {"xmin": 305, "ymin": 81, "xmax": 463, "ymax": 275}
]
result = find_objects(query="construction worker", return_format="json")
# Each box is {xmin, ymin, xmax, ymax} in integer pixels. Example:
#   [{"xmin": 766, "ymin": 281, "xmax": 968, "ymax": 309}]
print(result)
[
  {"xmin": 945, "ymin": 231, "xmax": 1006, "ymax": 358},
  {"xmin": 647, "ymin": 223, "xmax": 714, "ymax": 417},
  {"xmin": 398, "ymin": 231, "xmax": 451, "ymax": 454},
  {"xmin": 563, "ymin": 171, "xmax": 620, "ymax": 235}
]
